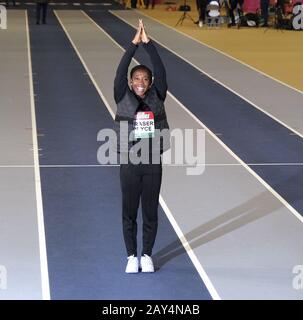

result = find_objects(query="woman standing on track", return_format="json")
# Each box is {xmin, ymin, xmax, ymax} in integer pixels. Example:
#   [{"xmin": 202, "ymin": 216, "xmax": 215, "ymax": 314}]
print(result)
[{"xmin": 113, "ymin": 19, "xmax": 170, "ymax": 273}]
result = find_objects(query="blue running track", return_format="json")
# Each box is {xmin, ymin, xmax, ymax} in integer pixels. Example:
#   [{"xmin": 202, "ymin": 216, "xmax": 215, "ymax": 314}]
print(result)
[{"xmin": 28, "ymin": 9, "xmax": 212, "ymax": 299}]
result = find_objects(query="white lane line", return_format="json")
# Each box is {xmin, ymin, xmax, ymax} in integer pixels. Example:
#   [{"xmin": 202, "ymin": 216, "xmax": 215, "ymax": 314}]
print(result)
[
  {"xmin": 25, "ymin": 11, "xmax": 50, "ymax": 300},
  {"xmin": 159, "ymin": 196, "xmax": 220, "ymax": 300},
  {"xmin": 54, "ymin": 9, "xmax": 221, "ymax": 300},
  {"xmin": 0, "ymin": 165, "xmax": 35, "ymax": 168},
  {"xmin": 3, "ymin": 163, "xmax": 303, "ymax": 168},
  {"xmin": 134, "ymin": 9, "xmax": 303, "ymax": 96},
  {"xmin": 110, "ymin": 10, "xmax": 303, "ymax": 140},
  {"xmin": 107, "ymin": 11, "xmax": 303, "ymax": 225}
]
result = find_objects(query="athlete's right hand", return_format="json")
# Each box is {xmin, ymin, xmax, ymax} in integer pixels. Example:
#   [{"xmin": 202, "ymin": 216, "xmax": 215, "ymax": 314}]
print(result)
[{"xmin": 132, "ymin": 19, "xmax": 143, "ymax": 45}]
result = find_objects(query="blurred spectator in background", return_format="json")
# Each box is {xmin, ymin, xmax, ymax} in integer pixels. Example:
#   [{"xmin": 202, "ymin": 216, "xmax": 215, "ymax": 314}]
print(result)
[
  {"xmin": 260, "ymin": 0, "xmax": 270, "ymax": 26},
  {"xmin": 276, "ymin": 0, "xmax": 285, "ymax": 13},
  {"xmin": 195, "ymin": 0, "xmax": 209, "ymax": 27},
  {"xmin": 36, "ymin": 0, "xmax": 49, "ymax": 25},
  {"xmin": 131, "ymin": 0, "xmax": 137, "ymax": 8},
  {"xmin": 227, "ymin": 0, "xmax": 244, "ymax": 26},
  {"xmin": 145, "ymin": 0, "xmax": 156, "ymax": 9},
  {"xmin": 6, "ymin": 0, "xmax": 16, "ymax": 6}
]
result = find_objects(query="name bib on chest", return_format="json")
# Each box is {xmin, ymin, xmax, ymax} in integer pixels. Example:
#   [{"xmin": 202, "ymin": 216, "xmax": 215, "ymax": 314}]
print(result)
[{"xmin": 133, "ymin": 111, "xmax": 155, "ymax": 139}]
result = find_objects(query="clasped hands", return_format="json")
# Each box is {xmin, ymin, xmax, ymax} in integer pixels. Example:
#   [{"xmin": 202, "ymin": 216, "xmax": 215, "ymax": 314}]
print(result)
[{"xmin": 132, "ymin": 19, "xmax": 150, "ymax": 45}]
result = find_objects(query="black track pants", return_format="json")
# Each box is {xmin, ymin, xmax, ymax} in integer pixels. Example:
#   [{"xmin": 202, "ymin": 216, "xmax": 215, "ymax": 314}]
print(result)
[
  {"xmin": 120, "ymin": 162, "xmax": 162, "ymax": 257},
  {"xmin": 36, "ymin": 3, "xmax": 48, "ymax": 24}
]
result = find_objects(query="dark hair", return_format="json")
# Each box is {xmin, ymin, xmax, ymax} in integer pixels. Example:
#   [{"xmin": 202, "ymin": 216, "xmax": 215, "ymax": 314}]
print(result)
[{"xmin": 130, "ymin": 65, "xmax": 153, "ymax": 83}]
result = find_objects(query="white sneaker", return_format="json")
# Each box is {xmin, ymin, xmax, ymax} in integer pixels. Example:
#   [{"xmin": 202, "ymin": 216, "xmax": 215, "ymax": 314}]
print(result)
[
  {"xmin": 125, "ymin": 255, "xmax": 139, "ymax": 273},
  {"xmin": 198, "ymin": 20, "xmax": 203, "ymax": 28},
  {"xmin": 140, "ymin": 254, "xmax": 155, "ymax": 273}
]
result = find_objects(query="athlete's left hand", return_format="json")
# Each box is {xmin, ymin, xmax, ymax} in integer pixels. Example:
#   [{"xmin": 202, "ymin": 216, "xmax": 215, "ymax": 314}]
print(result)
[{"xmin": 140, "ymin": 20, "xmax": 150, "ymax": 44}]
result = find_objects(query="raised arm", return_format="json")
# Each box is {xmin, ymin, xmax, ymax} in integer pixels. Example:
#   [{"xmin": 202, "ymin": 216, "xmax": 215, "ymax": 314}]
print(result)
[
  {"xmin": 114, "ymin": 44, "xmax": 137, "ymax": 103},
  {"xmin": 141, "ymin": 22, "xmax": 167, "ymax": 101},
  {"xmin": 114, "ymin": 22, "xmax": 142, "ymax": 103}
]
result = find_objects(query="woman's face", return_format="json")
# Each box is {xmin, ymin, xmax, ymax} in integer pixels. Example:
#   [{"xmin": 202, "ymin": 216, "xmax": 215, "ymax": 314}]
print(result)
[{"xmin": 131, "ymin": 69, "xmax": 151, "ymax": 98}]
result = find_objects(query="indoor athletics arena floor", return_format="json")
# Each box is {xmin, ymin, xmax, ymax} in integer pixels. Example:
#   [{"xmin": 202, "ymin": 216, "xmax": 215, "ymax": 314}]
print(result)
[{"xmin": 1, "ymin": 0, "xmax": 303, "ymax": 300}]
